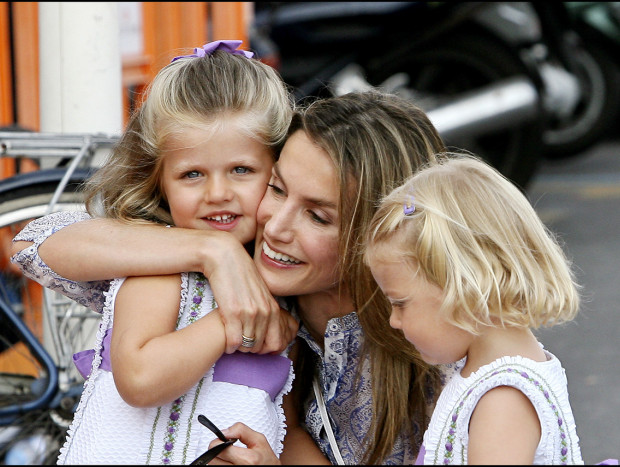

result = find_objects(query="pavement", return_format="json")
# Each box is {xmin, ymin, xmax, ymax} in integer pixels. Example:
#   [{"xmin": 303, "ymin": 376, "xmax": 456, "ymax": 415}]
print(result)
[{"xmin": 526, "ymin": 136, "xmax": 620, "ymax": 464}]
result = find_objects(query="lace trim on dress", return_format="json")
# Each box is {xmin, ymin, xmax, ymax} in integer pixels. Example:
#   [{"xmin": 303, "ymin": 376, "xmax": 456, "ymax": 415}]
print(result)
[{"xmin": 57, "ymin": 276, "xmax": 125, "ymax": 464}]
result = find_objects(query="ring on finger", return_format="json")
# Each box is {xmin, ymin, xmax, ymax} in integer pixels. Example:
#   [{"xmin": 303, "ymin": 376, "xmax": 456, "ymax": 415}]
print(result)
[{"xmin": 241, "ymin": 334, "xmax": 256, "ymax": 348}]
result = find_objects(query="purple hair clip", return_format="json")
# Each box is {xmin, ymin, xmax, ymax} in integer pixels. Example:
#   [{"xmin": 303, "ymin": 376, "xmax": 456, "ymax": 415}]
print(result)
[
  {"xmin": 403, "ymin": 194, "xmax": 416, "ymax": 215},
  {"xmin": 171, "ymin": 39, "xmax": 254, "ymax": 62}
]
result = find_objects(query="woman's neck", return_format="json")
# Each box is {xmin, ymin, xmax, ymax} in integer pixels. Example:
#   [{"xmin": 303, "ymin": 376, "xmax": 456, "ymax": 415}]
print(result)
[{"xmin": 296, "ymin": 288, "xmax": 355, "ymax": 346}]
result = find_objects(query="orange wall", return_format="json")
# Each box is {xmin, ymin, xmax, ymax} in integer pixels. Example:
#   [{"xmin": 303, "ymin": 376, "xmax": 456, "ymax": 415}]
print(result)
[{"xmin": 0, "ymin": 2, "xmax": 251, "ymax": 132}]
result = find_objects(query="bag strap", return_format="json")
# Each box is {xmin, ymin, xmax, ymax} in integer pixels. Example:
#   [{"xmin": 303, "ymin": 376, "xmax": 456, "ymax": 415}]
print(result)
[{"xmin": 313, "ymin": 378, "xmax": 345, "ymax": 465}]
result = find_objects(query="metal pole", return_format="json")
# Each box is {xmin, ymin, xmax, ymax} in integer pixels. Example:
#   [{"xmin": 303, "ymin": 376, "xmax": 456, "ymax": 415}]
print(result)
[{"xmin": 38, "ymin": 2, "xmax": 122, "ymax": 135}]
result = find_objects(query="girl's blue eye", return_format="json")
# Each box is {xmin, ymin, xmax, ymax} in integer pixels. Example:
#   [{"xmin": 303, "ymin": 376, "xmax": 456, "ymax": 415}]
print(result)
[
  {"xmin": 234, "ymin": 166, "xmax": 251, "ymax": 175},
  {"xmin": 185, "ymin": 170, "xmax": 201, "ymax": 179}
]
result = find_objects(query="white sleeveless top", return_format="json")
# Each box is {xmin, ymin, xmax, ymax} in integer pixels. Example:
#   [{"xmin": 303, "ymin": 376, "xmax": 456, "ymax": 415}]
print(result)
[
  {"xmin": 418, "ymin": 349, "xmax": 583, "ymax": 465},
  {"xmin": 58, "ymin": 272, "xmax": 294, "ymax": 464}
]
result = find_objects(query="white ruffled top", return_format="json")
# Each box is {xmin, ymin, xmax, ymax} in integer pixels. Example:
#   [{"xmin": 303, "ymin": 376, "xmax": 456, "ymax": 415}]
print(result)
[
  {"xmin": 57, "ymin": 272, "xmax": 294, "ymax": 465},
  {"xmin": 419, "ymin": 348, "xmax": 583, "ymax": 465}
]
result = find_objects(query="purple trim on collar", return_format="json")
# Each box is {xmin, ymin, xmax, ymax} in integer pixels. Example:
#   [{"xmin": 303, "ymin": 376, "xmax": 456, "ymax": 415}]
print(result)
[
  {"xmin": 73, "ymin": 327, "xmax": 112, "ymax": 379},
  {"xmin": 212, "ymin": 351, "xmax": 291, "ymax": 401}
]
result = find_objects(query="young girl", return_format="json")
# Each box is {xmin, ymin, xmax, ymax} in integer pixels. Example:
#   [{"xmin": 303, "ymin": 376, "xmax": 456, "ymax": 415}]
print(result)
[
  {"xmin": 57, "ymin": 40, "xmax": 296, "ymax": 464},
  {"xmin": 364, "ymin": 153, "xmax": 584, "ymax": 465}
]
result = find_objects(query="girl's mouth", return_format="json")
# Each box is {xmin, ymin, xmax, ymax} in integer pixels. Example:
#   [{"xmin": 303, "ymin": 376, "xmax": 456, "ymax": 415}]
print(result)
[{"xmin": 204, "ymin": 214, "xmax": 237, "ymax": 224}]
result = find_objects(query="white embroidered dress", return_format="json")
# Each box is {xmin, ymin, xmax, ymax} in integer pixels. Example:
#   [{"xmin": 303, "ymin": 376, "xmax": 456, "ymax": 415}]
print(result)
[
  {"xmin": 418, "ymin": 349, "xmax": 583, "ymax": 465},
  {"xmin": 57, "ymin": 272, "xmax": 294, "ymax": 465}
]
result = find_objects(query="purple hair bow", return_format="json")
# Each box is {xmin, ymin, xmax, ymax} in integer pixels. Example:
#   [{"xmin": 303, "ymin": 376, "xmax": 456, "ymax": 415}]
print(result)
[{"xmin": 171, "ymin": 39, "xmax": 254, "ymax": 62}]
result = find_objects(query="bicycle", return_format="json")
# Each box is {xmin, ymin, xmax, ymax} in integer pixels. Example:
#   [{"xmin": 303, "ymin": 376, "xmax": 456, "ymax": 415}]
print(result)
[{"xmin": 0, "ymin": 131, "xmax": 118, "ymax": 464}]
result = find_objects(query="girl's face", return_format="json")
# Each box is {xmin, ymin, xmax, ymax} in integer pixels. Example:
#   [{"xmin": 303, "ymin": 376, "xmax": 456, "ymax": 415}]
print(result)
[
  {"xmin": 369, "ymin": 251, "xmax": 473, "ymax": 365},
  {"xmin": 253, "ymin": 130, "xmax": 341, "ymax": 298},
  {"xmin": 160, "ymin": 120, "xmax": 273, "ymax": 245}
]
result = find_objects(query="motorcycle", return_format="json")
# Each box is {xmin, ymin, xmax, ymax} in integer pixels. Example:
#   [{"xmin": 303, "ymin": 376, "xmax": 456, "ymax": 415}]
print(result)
[
  {"xmin": 479, "ymin": 2, "xmax": 620, "ymax": 159},
  {"xmin": 250, "ymin": 2, "xmax": 613, "ymax": 188}
]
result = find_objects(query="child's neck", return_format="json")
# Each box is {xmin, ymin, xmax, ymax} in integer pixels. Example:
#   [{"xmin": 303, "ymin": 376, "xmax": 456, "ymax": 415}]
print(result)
[{"xmin": 461, "ymin": 326, "xmax": 547, "ymax": 378}]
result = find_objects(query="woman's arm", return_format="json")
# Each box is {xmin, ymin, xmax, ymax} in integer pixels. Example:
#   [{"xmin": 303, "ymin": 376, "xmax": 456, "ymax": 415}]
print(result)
[
  {"xmin": 11, "ymin": 214, "xmax": 298, "ymax": 353},
  {"xmin": 10, "ymin": 211, "xmax": 109, "ymax": 312},
  {"xmin": 111, "ymin": 274, "xmax": 227, "ymax": 407}
]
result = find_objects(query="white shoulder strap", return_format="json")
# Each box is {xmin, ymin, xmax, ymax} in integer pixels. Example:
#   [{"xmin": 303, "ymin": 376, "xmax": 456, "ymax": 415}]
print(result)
[{"xmin": 313, "ymin": 378, "xmax": 345, "ymax": 465}]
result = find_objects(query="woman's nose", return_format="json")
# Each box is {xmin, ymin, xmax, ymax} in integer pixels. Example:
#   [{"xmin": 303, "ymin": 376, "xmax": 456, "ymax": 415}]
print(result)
[{"xmin": 261, "ymin": 200, "xmax": 294, "ymax": 244}]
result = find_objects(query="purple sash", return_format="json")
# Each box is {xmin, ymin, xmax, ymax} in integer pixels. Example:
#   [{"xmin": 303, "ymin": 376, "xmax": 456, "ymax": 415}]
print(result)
[
  {"xmin": 73, "ymin": 328, "xmax": 292, "ymax": 401},
  {"xmin": 73, "ymin": 327, "xmax": 112, "ymax": 379},
  {"xmin": 213, "ymin": 351, "xmax": 292, "ymax": 401}
]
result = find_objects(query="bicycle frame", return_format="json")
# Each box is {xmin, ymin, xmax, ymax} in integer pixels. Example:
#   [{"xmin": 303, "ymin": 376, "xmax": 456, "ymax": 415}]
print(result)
[
  {"xmin": 0, "ymin": 131, "xmax": 119, "ymax": 463},
  {"xmin": 0, "ymin": 295, "xmax": 58, "ymax": 425}
]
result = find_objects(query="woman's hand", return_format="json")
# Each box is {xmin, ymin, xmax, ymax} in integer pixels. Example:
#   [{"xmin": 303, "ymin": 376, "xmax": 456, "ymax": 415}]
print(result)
[
  {"xmin": 206, "ymin": 423, "xmax": 280, "ymax": 465},
  {"xmin": 201, "ymin": 232, "xmax": 298, "ymax": 355}
]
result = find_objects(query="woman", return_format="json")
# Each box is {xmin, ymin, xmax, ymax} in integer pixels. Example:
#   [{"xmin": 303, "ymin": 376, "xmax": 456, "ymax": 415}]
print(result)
[{"xmin": 11, "ymin": 91, "xmax": 451, "ymax": 464}]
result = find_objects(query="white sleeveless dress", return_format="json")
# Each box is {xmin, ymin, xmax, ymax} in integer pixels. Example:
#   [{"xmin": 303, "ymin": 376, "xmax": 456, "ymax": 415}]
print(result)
[
  {"xmin": 57, "ymin": 272, "xmax": 294, "ymax": 465},
  {"xmin": 416, "ymin": 348, "xmax": 583, "ymax": 465}
]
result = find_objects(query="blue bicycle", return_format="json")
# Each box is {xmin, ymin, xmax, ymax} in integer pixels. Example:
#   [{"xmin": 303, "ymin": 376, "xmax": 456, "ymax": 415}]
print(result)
[{"xmin": 0, "ymin": 131, "xmax": 117, "ymax": 464}]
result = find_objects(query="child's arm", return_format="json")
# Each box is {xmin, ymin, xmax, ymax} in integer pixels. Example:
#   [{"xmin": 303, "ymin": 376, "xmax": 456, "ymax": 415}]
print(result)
[
  {"xmin": 110, "ymin": 274, "xmax": 226, "ymax": 407},
  {"xmin": 467, "ymin": 386, "xmax": 541, "ymax": 464},
  {"xmin": 11, "ymin": 215, "xmax": 297, "ymax": 354}
]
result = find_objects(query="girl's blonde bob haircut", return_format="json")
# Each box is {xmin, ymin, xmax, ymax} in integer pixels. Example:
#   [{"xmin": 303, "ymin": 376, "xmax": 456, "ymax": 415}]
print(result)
[{"xmin": 364, "ymin": 153, "xmax": 580, "ymax": 334}]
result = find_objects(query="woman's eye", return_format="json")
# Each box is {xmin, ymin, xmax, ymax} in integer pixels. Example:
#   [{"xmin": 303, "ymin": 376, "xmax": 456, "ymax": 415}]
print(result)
[
  {"xmin": 309, "ymin": 211, "xmax": 329, "ymax": 225},
  {"xmin": 267, "ymin": 183, "xmax": 285, "ymax": 196}
]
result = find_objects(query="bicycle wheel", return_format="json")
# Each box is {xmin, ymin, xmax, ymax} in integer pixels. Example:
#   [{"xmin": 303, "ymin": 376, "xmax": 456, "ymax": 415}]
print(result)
[{"xmin": 0, "ymin": 173, "xmax": 99, "ymax": 464}]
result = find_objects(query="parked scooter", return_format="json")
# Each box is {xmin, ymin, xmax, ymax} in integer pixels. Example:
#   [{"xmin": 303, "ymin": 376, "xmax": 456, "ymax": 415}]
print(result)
[
  {"xmin": 479, "ymin": 2, "xmax": 620, "ymax": 159},
  {"xmin": 250, "ymin": 2, "xmax": 608, "ymax": 188}
]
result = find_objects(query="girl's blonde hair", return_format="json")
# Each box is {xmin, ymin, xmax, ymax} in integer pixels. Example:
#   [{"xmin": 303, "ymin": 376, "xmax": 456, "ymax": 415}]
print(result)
[
  {"xmin": 365, "ymin": 153, "xmax": 580, "ymax": 333},
  {"xmin": 84, "ymin": 50, "xmax": 293, "ymax": 224},
  {"xmin": 288, "ymin": 90, "xmax": 446, "ymax": 464}
]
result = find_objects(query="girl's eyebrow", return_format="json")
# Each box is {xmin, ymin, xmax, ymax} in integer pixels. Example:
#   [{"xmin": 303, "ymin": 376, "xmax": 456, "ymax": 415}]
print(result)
[{"xmin": 273, "ymin": 163, "xmax": 338, "ymax": 210}]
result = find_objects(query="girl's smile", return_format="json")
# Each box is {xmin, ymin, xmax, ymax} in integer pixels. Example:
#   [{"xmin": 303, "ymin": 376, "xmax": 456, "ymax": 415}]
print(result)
[{"xmin": 160, "ymin": 118, "xmax": 274, "ymax": 245}]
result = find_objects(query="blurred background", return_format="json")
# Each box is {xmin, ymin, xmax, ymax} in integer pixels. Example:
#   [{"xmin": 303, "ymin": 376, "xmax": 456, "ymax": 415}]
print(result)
[{"xmin": 0, "ymin": 1, "xmax": 618, "ymax": 464}]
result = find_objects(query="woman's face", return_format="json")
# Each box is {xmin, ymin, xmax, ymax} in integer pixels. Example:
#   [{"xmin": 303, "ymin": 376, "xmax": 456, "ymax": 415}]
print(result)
[{"xmin": 253, "ymin": 130, "xmax": 342, "ymax": 298}]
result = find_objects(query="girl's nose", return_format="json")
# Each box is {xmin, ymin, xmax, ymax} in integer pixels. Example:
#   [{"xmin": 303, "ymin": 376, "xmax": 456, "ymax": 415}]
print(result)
[
  {"xmin": 389, "ymin": 310, "xmax": 401, "ymax": 330},
  {"xmin": 205, "ymin": 176, "xmax": 233, "ymax": 203}
]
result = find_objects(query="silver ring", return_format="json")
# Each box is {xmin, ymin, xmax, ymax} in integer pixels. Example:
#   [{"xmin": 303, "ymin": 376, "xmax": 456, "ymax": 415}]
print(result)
[{"xmin": 241, "ymin": 334, "xmax": 256, "ymax": 348}]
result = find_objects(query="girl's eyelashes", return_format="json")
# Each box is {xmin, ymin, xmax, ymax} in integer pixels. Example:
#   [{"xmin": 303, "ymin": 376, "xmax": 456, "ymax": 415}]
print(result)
[
  {"xmin": 183, "ymin": 170, "xmax": 202, "ymax": 179},
  {"xmin": 389, "ymin": 299, "xmax": 407, "ymax": 309},
  {"xmin": 233, "ymin": 166, "xmax": 253, "ymax": 175}
]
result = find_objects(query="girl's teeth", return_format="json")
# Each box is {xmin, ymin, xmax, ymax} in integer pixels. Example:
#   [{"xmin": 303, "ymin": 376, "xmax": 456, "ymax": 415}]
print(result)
[
  {"xmin": 262, "ymin": 242, "xmax": 300, "ymax": 264},
  {"xmin": 208, "ymin": 214, "xmax": 235, "ymax": 223}
]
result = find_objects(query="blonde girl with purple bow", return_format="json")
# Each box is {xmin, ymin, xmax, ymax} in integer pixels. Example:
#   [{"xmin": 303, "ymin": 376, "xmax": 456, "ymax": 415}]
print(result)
[
  {"xmin": 364, "ymin": 153, "xmax": 584, "ymax": 465},
  {"xmin": 54, "ymin": 41, "xmax": 301, "ymax": 465}
]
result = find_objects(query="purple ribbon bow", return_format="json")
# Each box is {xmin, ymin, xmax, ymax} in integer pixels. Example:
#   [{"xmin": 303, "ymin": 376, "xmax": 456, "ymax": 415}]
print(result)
[{"xmin": 171, "ymin": 39, "xmax": 254, "ymax": 62}]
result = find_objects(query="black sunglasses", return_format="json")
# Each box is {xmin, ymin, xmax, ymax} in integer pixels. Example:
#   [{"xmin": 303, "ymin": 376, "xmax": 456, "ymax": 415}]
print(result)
[{"xmin": 190, "ymin": 414, "xmax": 238, "ymax": 465}]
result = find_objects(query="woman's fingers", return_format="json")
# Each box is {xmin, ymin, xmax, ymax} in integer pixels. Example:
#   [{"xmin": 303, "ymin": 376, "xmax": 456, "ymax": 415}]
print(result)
[
  {"xmin": 208, "ymin": 423, "xmax": 281, "ymax": 465},
  {"xmin": 201, "ymin": 232, "xmax": 296, "ymax": 355}
]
